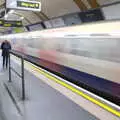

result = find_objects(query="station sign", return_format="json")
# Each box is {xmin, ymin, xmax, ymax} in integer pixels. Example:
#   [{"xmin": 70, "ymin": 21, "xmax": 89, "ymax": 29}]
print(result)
[
  {"xmin": 0, "ymin": 20, "xmax": 22, "ymax": 27},
  {"xmin": 0, "ymin": 20, "xmax": 4, "ymax": 26},
  {"xmin": 6, "ymin": 0, "xmax": 41, "ymax": 12},
  {"xmin": 17, "ymin": 1, "xmax": 40, "ymax": 9}
]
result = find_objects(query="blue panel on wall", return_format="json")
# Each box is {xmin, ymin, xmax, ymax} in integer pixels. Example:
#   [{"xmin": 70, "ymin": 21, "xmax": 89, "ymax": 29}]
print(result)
[
  {"xmin": 79, "ymin": 9, "xmax": 104, "ymax": 23},
  {"xmin": 63, "ymin": 13, "xmax": 81, "ymax": 26}
]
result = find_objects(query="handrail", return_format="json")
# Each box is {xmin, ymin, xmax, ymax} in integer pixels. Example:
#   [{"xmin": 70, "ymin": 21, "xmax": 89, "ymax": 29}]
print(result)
[{"xmin": 9, "ymin": 50, "xmax": 25, "ymax": 100}]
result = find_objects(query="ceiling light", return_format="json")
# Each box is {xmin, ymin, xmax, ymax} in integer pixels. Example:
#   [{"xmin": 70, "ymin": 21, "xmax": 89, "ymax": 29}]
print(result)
[
  {"xmin": 8, "ymin": 10, "xmax": 15, "ymax": 14},
  {"xmin": 4, "ymin": 14, "xmax": 8, "ymax": 19},
  {"xmin": 20, "ymin": 16, "xmax": 24, "ymax": 20}
]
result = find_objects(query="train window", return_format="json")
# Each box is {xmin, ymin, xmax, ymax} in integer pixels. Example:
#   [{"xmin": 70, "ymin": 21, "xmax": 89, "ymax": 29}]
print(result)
[
  {"xmin": 62, "ymin": 39, "xmax": 72, "ymax": 53},
  {"xmin": 68, "ymin": 39, "xmax": 80, "ymax": 55},
  {"xmin": 56, "ymin": 38, "xmax": 66, "ymax": 52},
  {"xmin": 33, "ymin": 38, "xmax": 43, "ymax": 49},
  {"xmin": 27, "ymin": 38, "xmax": 35, "ymax": 48}
]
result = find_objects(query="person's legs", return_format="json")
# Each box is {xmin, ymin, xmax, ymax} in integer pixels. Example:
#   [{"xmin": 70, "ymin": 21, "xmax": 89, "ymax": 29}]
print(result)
[
  {"xmin": 6, "ymin": 55, "xmax": 9, "ymax": 68},
  {"xmin": 3, "ymin": 56, "xmax": 5, "ymax": 68}
]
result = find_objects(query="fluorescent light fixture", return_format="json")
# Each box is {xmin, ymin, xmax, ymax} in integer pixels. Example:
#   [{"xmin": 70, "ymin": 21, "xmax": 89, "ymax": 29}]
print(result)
[
  {"xmin": 4, "ymin": 14, "xmax": 8, "ymax": 19},
  {"xmin": 8, "ymin": 10, "xmax": 15, "ymax": 14},
  {"xmin": 20, "ymin": 16, "xmax": 24, "ymax": 20}
]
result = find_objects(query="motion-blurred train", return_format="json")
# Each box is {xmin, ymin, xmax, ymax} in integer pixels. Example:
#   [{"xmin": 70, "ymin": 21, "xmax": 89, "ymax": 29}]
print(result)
[{"xmin": 0, "ymin": 20, "xmax": 120, "ymax": 105}]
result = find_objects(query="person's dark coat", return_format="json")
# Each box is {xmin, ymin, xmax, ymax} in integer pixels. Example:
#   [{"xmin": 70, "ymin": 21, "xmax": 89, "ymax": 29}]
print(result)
[{"xmin": 1, "ymin": 41, "xmax": 11, "ymax": 56}]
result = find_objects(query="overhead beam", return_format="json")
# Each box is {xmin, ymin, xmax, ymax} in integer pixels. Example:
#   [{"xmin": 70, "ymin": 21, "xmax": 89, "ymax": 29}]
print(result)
[
  {"xmin": 73, "ymin": 0, "xmax": 87, "ymax": 11},
  {"xmin": 40, "ymin": 11, "xmax": 49, "ymax": 20},
  {"xmin": 33, "ymin": 11, "xmax": 49, "ymax": 21},
  {"xmin": 87, "ymin": 0, "xmax": 99, "ymax": 8}
]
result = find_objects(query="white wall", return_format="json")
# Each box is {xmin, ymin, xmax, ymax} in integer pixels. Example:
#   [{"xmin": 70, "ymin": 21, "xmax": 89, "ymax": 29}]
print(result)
[
  {"xmin": 102, "ymin": 3, "xmax": 120, "ymax": 20},
  {"xmin": 98, "ymin": 0, "xmax": 120, "ymax": 5}
]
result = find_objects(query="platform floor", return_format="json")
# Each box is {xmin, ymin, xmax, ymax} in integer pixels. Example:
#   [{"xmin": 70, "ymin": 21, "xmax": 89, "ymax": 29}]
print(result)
[{"xmin": 0, "ymin": 56, "xmax": 100, "ymax": 120}]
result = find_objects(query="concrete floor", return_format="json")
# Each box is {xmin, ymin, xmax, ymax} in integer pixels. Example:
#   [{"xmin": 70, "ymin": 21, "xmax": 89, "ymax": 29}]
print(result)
[{"xmin": 0, "ymin": 56, "xmax": 99, "ymax": 120}]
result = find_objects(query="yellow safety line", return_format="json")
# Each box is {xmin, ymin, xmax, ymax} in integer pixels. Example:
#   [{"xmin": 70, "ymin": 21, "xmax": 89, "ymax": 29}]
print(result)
[
  {"xmin": 24, "ymin": 61, "xmax": 120, "ymax": 118},
  {"xmin": 11, "ymin": 55, "xmax": 120, "ymax": 117}
]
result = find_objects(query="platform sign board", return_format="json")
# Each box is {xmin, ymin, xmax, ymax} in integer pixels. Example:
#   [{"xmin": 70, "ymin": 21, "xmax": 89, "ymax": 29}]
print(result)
[
  {"xmin": 6, "ymin": 0, "xmax": 41, "ymax": 12},
  {"xmin": 0, "ymin": 20, "xmax": 4, "ymax": 26},
  {"xmin": 4, "ymin": 20, "xmax": 22, "ymax": 27},
  {"xmin": 0, "ymin": 20, "xmax": 22, "ymax": 27},
  {"xmin": 79, "ymin": 9, "xmax": 104, "ymax": 23},
  {"xmin": 13, "ymin": 27, "xmax": 25, "ymax": 33}
]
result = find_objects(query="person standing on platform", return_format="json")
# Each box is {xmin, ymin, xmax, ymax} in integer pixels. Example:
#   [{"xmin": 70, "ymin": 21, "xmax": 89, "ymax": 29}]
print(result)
[{"xmin": 1, "ymin": 40, "xmax": 11, "ymax": 69}]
